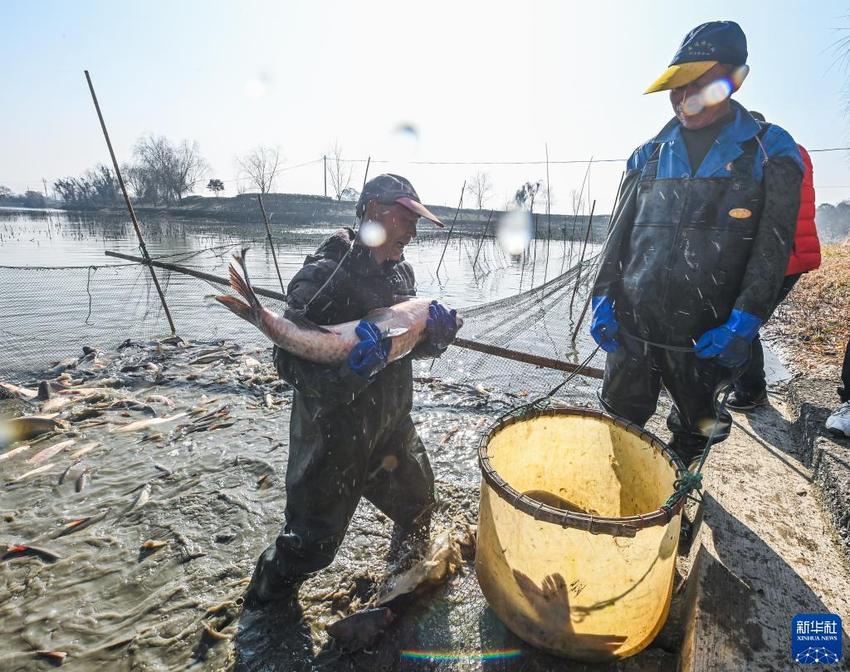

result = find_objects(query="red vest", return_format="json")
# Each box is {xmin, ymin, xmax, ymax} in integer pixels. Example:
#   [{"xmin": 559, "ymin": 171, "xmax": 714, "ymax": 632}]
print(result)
[{"xmin": 786, "ymin": 145, "xmax": 821, "ymax": 276}]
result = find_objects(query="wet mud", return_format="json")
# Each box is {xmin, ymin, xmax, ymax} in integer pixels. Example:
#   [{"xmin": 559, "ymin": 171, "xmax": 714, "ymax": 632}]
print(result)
[{"xmin": 1, "ymin": 338, "xmax": 679, "ymax": 671}]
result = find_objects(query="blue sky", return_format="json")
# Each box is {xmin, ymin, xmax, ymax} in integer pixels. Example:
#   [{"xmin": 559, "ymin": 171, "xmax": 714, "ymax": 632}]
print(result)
[{"xmin": 3, "ymin": 0, "xmax": 850, "ymax": 212}]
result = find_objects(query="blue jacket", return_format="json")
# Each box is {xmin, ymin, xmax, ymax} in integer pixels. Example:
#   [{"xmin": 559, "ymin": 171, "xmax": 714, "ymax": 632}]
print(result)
[{"xmin": 627, "ymin": 100, "xmax": 803, "ymax": 181}]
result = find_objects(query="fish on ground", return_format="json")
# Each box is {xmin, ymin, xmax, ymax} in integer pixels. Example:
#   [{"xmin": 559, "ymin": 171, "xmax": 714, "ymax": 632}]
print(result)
[
  {"xmin": 111, "ymin": 412, "xmax": 187, "ymax": 433},
  {"xmin": 27, "ymin": 438, "xmax": 75, "ymax": 465},
  {"xmin": 215, "ymin": 248, "xmax": 462, "ymax": 365},
  {"xmin": 325, "ymin": 607, "xmax": 395, "ymax": 650},
  {"xmin": 2, "ymin": 544, "xmax": 62, "ymax": 563}
]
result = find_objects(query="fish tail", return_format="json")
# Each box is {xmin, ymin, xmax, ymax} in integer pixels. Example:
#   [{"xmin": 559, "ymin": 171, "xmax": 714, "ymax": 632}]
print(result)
[
  {"xmin": 214, "ymin": 295, "xmax": 254, "ymax": 323},
  {"xmin": 229, "ymin": 248, "xmax": 263, "ymax": 313}
]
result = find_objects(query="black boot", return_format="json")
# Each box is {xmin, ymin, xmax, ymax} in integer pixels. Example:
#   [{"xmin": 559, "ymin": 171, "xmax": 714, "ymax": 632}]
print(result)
[
  {"xmin": 386, "ymin": 510, "xmax": 432, "ymax": 570},
  {"xmin": 244, "ymin": 539, "xmax": 304, "ymax": 609}
]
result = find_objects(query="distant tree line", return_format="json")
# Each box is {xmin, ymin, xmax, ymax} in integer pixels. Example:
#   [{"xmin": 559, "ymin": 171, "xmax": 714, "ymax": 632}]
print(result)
[{"xmin": 51, "ymin": 134, "xmax": 209, "ymax": 208}]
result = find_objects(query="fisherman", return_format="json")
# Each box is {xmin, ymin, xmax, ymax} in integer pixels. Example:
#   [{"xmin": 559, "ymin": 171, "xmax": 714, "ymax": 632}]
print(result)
[
  {"xmin": 591, "ymin": 21, "xmax": 804, "ymax": 465},
  {"xmin": 245, "ymin": 174, "xmax": 460, "ymax": 607},
  {"xmin": 726, "ymin": 111, "xmax": 821, "ymax": 410}
]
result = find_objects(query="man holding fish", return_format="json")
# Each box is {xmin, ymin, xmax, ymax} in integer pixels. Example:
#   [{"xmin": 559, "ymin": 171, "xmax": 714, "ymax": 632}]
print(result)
[{"xmin": 219, "ymin": 174, "xmax": 461, "ymax": 607}]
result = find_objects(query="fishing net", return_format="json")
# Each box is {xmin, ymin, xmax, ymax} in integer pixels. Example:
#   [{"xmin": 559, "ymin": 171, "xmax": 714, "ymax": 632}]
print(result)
[{"xmin": 1, "ymin": 224, "xmax": 605, "ymax": 407}]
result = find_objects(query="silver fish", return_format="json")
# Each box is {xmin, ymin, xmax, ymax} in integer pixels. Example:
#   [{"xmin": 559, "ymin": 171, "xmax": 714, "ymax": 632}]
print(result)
[{"xmin": 215, "ymin": 248, "xmax": 463, "ymax": 365}]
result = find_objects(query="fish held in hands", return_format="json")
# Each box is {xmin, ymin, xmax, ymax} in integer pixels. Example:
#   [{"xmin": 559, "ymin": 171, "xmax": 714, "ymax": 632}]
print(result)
[{"xmin": 214, "ymin": 248, "xmax": 462, "ymax": 365}]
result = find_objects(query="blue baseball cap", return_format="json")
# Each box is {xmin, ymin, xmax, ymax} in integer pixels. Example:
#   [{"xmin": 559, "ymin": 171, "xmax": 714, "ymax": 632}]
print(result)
[{"xmin": 646, "ymin": 21, "xmax": 748, "ymax": 94}]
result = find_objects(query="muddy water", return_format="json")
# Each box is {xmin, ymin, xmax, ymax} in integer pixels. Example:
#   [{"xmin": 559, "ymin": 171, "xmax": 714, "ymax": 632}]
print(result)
[
  {"xmin": 0, "ymin": 338, "xmax": 524, "ymax": 671},
  {"xmin": 0, "ymin": 210, "xmax": 624, "ymax": 671}
]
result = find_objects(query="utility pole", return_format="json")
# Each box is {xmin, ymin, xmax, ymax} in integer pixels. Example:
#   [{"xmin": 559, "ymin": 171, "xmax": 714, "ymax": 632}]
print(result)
[
  {"xmin": 42, "ymin": 178, "xmax": 49, "ymax": 199},
  {"xmin": 323, "ymin": 154, "xmax": 327, "ymax": 197}
]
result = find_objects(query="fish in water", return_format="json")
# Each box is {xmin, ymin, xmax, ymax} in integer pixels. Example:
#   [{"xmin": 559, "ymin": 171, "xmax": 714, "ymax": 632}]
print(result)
[
  {"xmin": 375, "ymin": 530, "xmax": 463, "ymax": 606},
  {"xmin": 27, "ymin": 438, "xmax": 75, "ymax": 465},
  {"xmin": 0, "ymin": 444, "xmax": 33, "ymax": 462},
  {"xmin": 214, "ymin": 248, "xmax": 462, "ymax": 365},
  {"xmin": 112, "ymin": 412, "xmax": 187, "ymax": 433},
  {"xmin": 69, "ymin": 441, "xmax": 101, "ymax": 459},
  {"xmin": 123, "ymin": 483, "xmax": 151, "ymax": 515},
  {"xmin": 2, "ymin": 544, "xmax": 62, "ymax": 563},
  {"xmin": 325, "ymin": 607, "xmax": 395, "ymax": 650},
  {"xmin": 75, "ymin": 466, "xmax": 91, "ymax": 493},
  {"xmin": 8, "ymin": 462, "xmax": 57, "ymax": 483},
  {"xmin": 52, "ymin": 508, "xmax": 110, "ymax": 538},
  {"xmin": 523, "ymin": 489, "xmax": 599, "ymax": 515}
]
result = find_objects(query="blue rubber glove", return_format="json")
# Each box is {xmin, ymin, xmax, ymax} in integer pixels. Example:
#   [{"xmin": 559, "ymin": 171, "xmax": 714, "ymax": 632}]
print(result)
[
  {"xmin": 590, "ymin": 296, "xmax": 620, "ymax": 353},
  {"xmin": 347, "ymin": 320, "xmax": 391, "ymax": 379},
  {"xmin": 694, "ymin": 309, "xmax": 762, "ymax": 368},
  {"xmin": 426, "ymin": 300, "xmax": 459, "ymax": 350}
]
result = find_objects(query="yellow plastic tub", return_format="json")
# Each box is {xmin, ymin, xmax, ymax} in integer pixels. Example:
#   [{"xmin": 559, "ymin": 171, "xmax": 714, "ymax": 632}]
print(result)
[{"xmin": 475, "ymin": 407, "xmax": 686, "ymax": 662}]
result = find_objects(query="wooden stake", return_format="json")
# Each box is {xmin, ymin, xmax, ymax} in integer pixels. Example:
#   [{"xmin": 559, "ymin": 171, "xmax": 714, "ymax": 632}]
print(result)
[
  {"xmin": 471, "ymin": 209, "xmax": 494, "ymax": 274},
  {"xmin": 257, "ymin": 195, "xmax": 286, "ymax": 295},
  {"xmin": 84, "ymin": 70, "xmax": 176, "ymax": 335},
  {"xmin": 435, "ymin": 180, "xmax": 466, "ymax": 277}
]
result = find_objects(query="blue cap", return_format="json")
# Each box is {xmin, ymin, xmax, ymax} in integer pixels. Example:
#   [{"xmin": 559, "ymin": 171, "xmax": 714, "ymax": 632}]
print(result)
[{"xmin": 646, "ymin": 21, "xmax": 747, "ymax": 93}]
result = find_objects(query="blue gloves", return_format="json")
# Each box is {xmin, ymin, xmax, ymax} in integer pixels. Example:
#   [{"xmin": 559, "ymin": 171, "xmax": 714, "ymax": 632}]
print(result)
[
  {"xmin": 426, "ymin": 300, "xmax": 459, "ymax": 350},
  {"xmin": 348, "ymin": 320, "xmax": 391, "ymax": 379},
  {"xmin": 590, "ymin": 296, "xmax": 620, "ymax": 353},
  {"xmin": 694, "ymin": 309, "xmax": 762, "ymax": 368}
]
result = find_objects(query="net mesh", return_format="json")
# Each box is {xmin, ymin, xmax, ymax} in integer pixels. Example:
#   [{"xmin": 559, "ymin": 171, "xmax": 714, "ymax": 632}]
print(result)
[{"xmin": 1, "ymin": 235, "xmax": 605, "ymax": 404}]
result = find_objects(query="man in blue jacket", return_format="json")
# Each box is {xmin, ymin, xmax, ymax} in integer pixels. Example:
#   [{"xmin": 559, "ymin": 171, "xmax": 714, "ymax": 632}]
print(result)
[{"xmin": 591, "ymin": 21, "xmax": 803, "ymax": 465}]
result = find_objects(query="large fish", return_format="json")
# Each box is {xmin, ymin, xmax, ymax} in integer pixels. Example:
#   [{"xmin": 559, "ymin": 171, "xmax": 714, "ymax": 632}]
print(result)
[{"xmin": 215, "ymin": 249, "xmax": 462, "ymax": 365}]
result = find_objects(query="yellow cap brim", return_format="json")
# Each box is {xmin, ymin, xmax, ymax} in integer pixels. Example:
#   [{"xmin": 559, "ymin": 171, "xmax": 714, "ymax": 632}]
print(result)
[{"xmin": 644, "ymin": 60, "xmax": 718, "ymax": 94}]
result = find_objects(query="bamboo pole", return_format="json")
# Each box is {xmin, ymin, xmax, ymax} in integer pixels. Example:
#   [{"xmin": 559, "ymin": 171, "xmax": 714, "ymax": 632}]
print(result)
[
  {"xmin": 104, "ymin": 250, "xmax": 288, "ymax": 302},
  {"xmin": 84, "ymin": 70, "xmax": 176, "ymax": 335},
  {"xmin": 257, "ymin": 195, "xmax": 285, "ymax": 295},
  {"xmin": 452, "ymin": 337, "xmax": 603, "ymax": 380},
  {"xmin": 568, "ymin": 199, "xmax": 596, "ymax": 316},
  {"xmin": 471, "ymin": 209, "xmax": 494, "ymax": 274},
  {"xmin": 570, "ymin": 170, "xmax": 626, "ymax": 342},
  {"xmin": 435, "ymin": 180, "xmax": 466, "ymax": 277}
]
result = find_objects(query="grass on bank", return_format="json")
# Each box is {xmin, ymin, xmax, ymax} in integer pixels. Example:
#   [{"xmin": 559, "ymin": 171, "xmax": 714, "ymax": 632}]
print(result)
[{"xmin": 768, "ymin": 242, "xmax": 850, "ymax": 373}]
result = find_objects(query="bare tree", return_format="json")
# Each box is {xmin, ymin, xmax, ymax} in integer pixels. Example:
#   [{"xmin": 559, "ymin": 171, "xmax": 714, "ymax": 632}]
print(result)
[
  {"xmin": 169, "ymin": 140, "xmax": 209, "ymax": 202},
  {"xmin": 467, "ymin": 171, "xmax": 492, "ymax": 209},
  {"xmin": 326, "ymin": 141, "xmax": 353, "ymax": 200},
  {"xmin": 238, "ymin": 145, "xmax": 282, "ymax": 194}
]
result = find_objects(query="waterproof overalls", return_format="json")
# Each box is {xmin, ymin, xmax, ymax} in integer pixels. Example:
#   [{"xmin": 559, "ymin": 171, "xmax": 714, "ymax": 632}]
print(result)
[
  {"xmin": 249, "ymin": 228, "xmax": 444, "ymax": 598},
  {"xmin": 594, "ymin": 102, "xmax": 802, "ymax": 461}
]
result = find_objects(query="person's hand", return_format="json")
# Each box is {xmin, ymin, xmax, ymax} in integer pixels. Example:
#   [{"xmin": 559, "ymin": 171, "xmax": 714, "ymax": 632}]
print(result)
[
  {"xmin": 589, "ymin": 296, "xmax": 620, "ymax": 353},
  {"xmin": 425, "ymin": 301, "xmax": 459, "ymax": 350},
  {"xmin": 694, "ymin": 309, "xmax": 762, "ymax": 368},
  {"xmin": 347, "ymin": 321, "xmax": 391, "ymax": 378}
]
